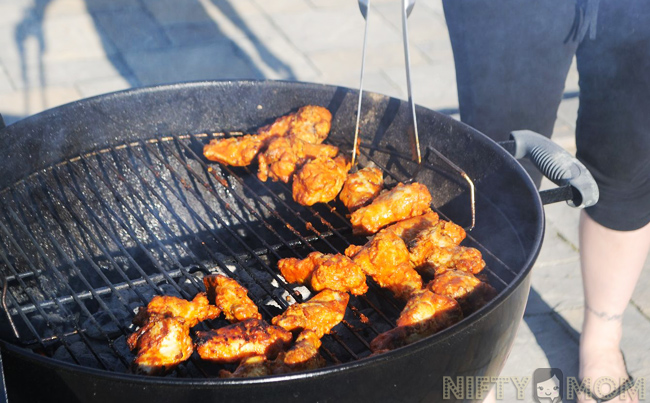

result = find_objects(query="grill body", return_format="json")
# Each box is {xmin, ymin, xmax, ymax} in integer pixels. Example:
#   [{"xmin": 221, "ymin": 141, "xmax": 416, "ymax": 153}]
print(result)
[{"xmin": 0, "ymin": 81, "xmax": 544, "ymax": 402}]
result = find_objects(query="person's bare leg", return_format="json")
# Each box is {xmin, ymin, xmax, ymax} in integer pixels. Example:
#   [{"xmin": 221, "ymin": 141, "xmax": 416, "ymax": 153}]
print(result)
[{"xmin": 578, "ymin": 211, "xmax": 650, "ymax": 403}]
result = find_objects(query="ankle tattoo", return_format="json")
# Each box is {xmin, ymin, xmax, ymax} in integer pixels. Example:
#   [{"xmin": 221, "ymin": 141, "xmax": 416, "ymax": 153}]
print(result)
[{"xmin": 585, "ymin": 304, "xmax": 623, "ymax": 322}]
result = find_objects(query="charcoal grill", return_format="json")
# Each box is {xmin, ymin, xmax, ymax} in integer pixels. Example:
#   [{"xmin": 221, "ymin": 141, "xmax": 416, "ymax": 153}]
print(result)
[{"xmin": 0, "ymin": 80, "xmax": 596, "ymax": 402}]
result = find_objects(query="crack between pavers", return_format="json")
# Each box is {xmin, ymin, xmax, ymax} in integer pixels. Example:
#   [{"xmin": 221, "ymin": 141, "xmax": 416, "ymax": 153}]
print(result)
[
  {"xmin": 249, "ymin": 0, "xmax": 322, "ymax": 78},
  {"xmin": 555, "ymin": 230, "xmax": 580, "ymax": 252},
  {"xmin": 630, "ymin": 299, "xmax": 650, "ymax": 321}
]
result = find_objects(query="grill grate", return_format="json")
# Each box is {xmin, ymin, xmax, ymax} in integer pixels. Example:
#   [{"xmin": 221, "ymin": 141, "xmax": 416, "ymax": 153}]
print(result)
[{"xmin": 0, "ymin": 133, "xmax": 517, "ymax": 378}]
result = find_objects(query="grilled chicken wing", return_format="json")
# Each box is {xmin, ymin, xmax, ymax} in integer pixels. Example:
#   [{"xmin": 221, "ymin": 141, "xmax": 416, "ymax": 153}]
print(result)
[
  {"xmin": 132, "ymin": 292, "xmax": 221, "ymax": 328},
  {"xmin": 203, "ymin": 105, "xmax": 332, "ymax": 170},
  {"xmin": 272, "ymin": 289, "xmax": 349, "ymax": 338},
  {"xmin": 350, "ymin": 182, "xmax": 433, "ymax": 235},
  {"xmin": 370, "ymin": 289, "xmax": 462, "ymax": 351},
  {"xmin": 427, "ymin": 270, "xmax": 496, "ymax": 315},
  {"xmin": 278, "ymin": 251, "xmax": 325, "ymax": 284},
  {"xmin": 203, "ymin": 274, "xmax": 261, "ymax": 323},
  {"xmin": 287, "ymin": 105, "xmax": 332, "ymax": 144},
  {"xmin": 203, "ymin": 134, "xmax": 265, "ymax": 167},
  {"xmin": 218, "ymin": 355, "xmax": 273, "ymax": 378},
  {"xmin": 196, "ymin": 318, "xmax": 293, "ymax": 363},
  {"xmin": 219, "ymin": 330, "xmax": 326, "ymax": 378},
  {"xmin": 257, "ymin": 137, "xmax": 339, "ymax": 183},
  {"xmin": 407, "ymin": 220, "xmax": 467, "ymax": 268},
  {"xmin": 345, "ymin": 230, "xmax": 422, "ymax": 299},
  {"xmin": 339, "ymin": 166, "xmax": 384, "ymax": 211},
  {"xmin": 292, "ymin": 155, "xmax": 351, "ymax": 206},
  {"xmin": 127, "ymin": 317, "xmax": 194, "ymax": 375},
  {"xmin": 419, "ymin": 246, "xmax": 486, "ymax": 277},
  {"xmin": 278, "ymin": 252, "xmax": 368, "ymax": 295},
  {"xmin": 281, "ymin": 329, "xmax": 326, "ymax": 370},
  {"xmin": 383, "ymin": 211, "xmax": 440, "ymax": 243}
]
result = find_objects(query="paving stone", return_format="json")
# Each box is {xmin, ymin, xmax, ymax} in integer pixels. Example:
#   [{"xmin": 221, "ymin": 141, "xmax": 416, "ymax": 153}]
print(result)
[
  {"xmin": 373, "ymin": 0, "xmax": 444, "ymax": 44},
  {"xmin": 194, "ymin": 1, "xmax": 283, "ymax": 52},
  {"xmin": 565, "ymin": 56, "xmax": 579, "ymax": 93},
  {"xmin": 272, "ymin": 8, "xmax": 401, "ymax": 54},
  {"xmin": 307, "ymin": 0, "xmax": 353, "ymax": 9},
  {"xmin": 530, "ymin": 259, "xmax": 584, "ymax": 313},
  {"xmin": 122, "ymin": 43, "xmax": 263, "ymax": 86},
  {"xmin": 413, "ymin": 36, "xmax": 454, "ymax": 64},
  {"xmin": 192, "ymin": 3, "xmax": 304, "ymax": 79},
  {"xmin": 2, "ymin": 56, "xmax": 125, "ymax": 89},
  {"xmin": 90, "ymin": 9, "xmax": 171, "ymax": 52},
  {"xmin": 382, "ymin": 61, "xmax": 459, "ymax": 110},
  {"xmin": 75, "ymin": 75, "xmax": 132, "ymax": 98},
  {"xmin": 535, "ymin": 220, "xmax": 580, "ymax": 266},
  {"xmin": 250, "ymin": 0, "xmax": 312, "ymax": 15},
  {"xmin": 314, "ymin": 69, "xmax": 403, "ymax": 101},
  {"xmin": 499, "ymin": 313, "xmax": 579, "ymax": 402},
  {"xmin": 208, "ymin": 0, "xmax": 261, "ymax": 18},
  {"xmin": 164, "ymin": 22, "xmax": 226, "ymax": 47},
  {"xmin": 0, "ymin": 65, "xmax": 14, "ymax": 94},
  {"xmin": 0, "ymin": 13, "xmax": 116, "ymax": 66},
  {"xmin": 0, "ymin": 2, "xmax": 32, "ymax": 26},
  {"xmin": 540, "ymin": 190, "xmax": 581, "ymax": 249},
  {"xmin": 141, "ymin": 0, "xmax": 215, "ymax": 25},
  {"xmin": 235, "ymin": 36, "xmax": 318, "ymax": 81},
  {"xmin": 43, "ymin": 0, "xmax": 89, "ymax": 17},
  {"xmin": 307, "ymin": 42, "xmax": 429, "ymax": 84},
  {"xmin": 0, "ymin": 85, "xmax": 81, "ymax": 120},
  {"xmin": 84, "ymin": 0, "xmax": 140, "ymax": 12},
  {"xmin": 560, "ymin": 305, "xmax": 650, "ymax": 382},
  {"xmin": 631, "ymin": 255, "xmax": 650, "ymax": 318}
]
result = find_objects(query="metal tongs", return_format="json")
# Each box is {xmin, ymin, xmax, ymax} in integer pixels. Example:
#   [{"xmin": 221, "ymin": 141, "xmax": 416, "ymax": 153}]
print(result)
[
  {"xmin": 353, "ymin": 0, "xmax": 421, "ymax": 165},
  {"xmin": 353, "ymin": 1, "xmax": 476, "ymax": 231}
]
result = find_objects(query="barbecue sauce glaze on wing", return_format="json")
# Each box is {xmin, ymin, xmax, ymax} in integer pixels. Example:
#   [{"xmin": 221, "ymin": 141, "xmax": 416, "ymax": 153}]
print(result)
[{"xmin": 350, "ymin": 182, "xmax": 433, "ymax": 235}]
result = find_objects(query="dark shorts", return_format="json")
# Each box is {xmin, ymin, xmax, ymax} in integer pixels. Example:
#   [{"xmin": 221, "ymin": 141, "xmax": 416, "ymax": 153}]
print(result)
[{"xmin": 443, "ymin": 0, "xmax": 650, "ymax": 231}]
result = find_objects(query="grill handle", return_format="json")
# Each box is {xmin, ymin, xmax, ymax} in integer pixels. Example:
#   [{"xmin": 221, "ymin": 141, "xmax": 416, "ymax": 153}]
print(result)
[{"xmin": 504, "ymin": 129, "xmax": 599, "ymax": 208}]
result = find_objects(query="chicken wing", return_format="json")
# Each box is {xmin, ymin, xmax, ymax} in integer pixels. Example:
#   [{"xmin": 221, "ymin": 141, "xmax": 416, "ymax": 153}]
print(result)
[
  {"xmin": 427, "ymin": 270, "xmax": 496, "ymax": 315},
  {"xmin": 257, "ymin": 136, "xmax": 339, "ymax": 183},
  {"xmin": 203, "ymin": 274, "xmax": 261, "ymax": 323},
  {"xmin": 218, "ymin": 355, "xmax": 273, "ymax": 379},
  {"xmin": 271, "ymin": 289, "xmax": 349, "ymax": 338},
  {"xmin": 219, "ymin": 330, "xmax": 326, "ymax": 379},
  {"xmin": 203, "ymin": 105, "xmax": 332, "ymax": 170},
  {"xmin": 339, "ymin": 166, "xmax": 384, "ymax": 212},
  {"xmin": 370, "ymin": 289, "xmax": 462, "ymax": 351},
  {"xmin": 419, "ymin": 246, "xmax": 486, "ymax": 277},
  {"xmin": 350, "ymin": 182, "xmax": 433, "ymax": 235},
  {"xmin": 383, "ymin": 211, "xmax": 440, "ymax": 243},
  {"xmin": 287, "ymin": 105, "xmax": 332, "ymax": 144},
  {"xmin": 292, "ymin": 155, "xmax": 351, "ymax": 206},
  {"xmin": 278, "ymin": 251, "xmax": 324, "ymax": 284},
  {"xmin": 407, "ymin": 220, "xmax": 467, "ymax": 268},
  {"xmin": 280, "ymin": 329, "xmax": 326, "ymax": 371},
  {"xmin": 204, "ymin": 133, "xmax": 269, "ymax": 167},
  {"xmin": 132, "ymin": 292, "xmax": 221, "ymax": 328},
  {"xmin": 196, "ymin": 318, "xmax": 293, "ymax": 363},
  {"xmin": 278, "ymin": 252, "xmax": 368, "ymax": 295},
  {"xmin": 345, "ymin": 230, "xmax": 422, "ymax": 299},
  {"xmin": 127, "ymin": 317, "xmax": 194, "ymax": 375}
]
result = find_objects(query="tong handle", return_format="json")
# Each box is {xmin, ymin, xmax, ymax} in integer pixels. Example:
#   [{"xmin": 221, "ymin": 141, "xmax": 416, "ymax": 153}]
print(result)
[{"xmin": 510, "ymin": 130, "xmax": 599, "ymax": 208}]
